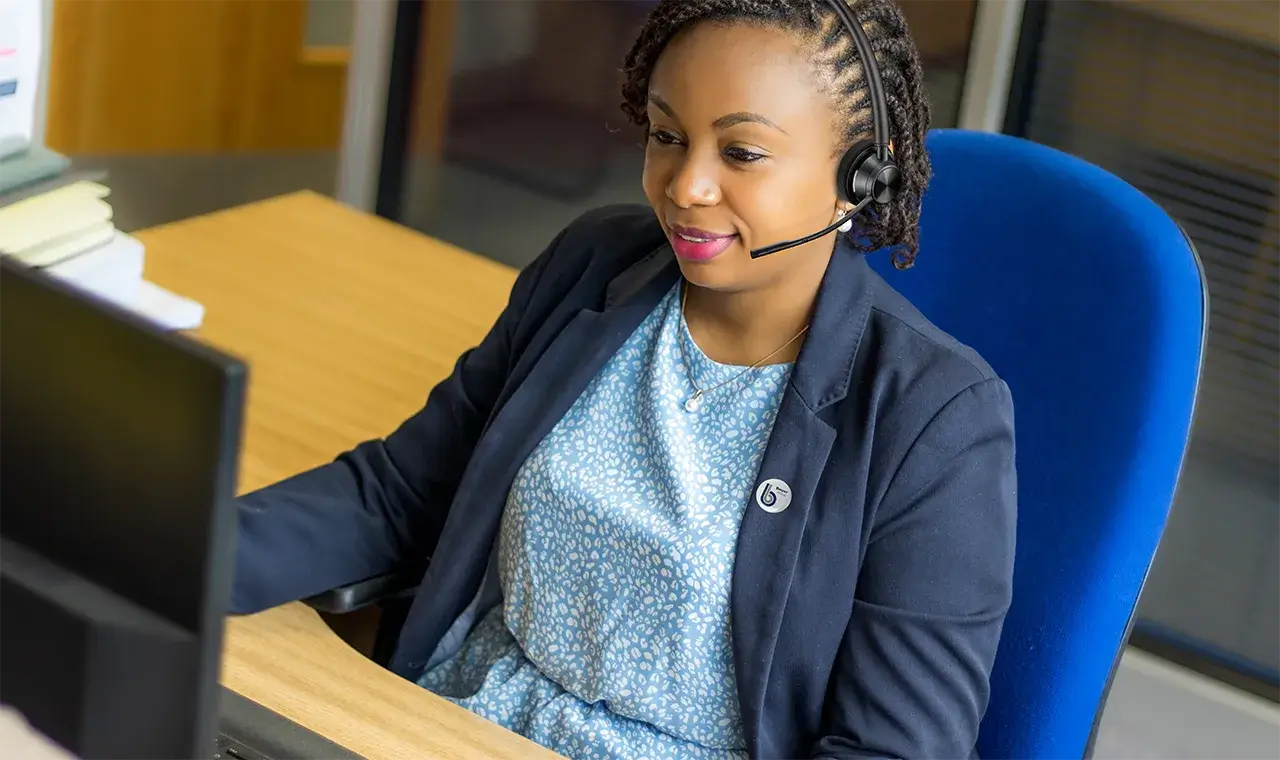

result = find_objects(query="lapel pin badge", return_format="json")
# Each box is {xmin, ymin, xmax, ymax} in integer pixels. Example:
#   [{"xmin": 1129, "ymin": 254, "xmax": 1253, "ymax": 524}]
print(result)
[{"xmin": 756, "ymin": 478, "xmax": 792, "ymax": 514}]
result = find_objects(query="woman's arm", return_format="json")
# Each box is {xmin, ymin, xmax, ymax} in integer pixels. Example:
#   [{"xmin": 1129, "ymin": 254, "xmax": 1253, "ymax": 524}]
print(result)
[
  {"xmin": 229, "ymin": 228, "xmax": 567, "ymax": 615},
  {"xmin": 813, "ymin": 378, "xmax": 1017, "ymax": 760}
]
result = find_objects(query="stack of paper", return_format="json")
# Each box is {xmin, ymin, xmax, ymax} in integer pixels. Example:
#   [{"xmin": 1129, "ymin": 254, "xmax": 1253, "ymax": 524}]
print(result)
[{"xmin": 0, "ymin": 152, "xmax": 204, "ymax": 330}]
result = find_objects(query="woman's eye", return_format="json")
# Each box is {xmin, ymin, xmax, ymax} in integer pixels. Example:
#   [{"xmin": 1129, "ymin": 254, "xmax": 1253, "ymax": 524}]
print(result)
[
  {"xmin": 648, "ymin": 129, "xmax": 682, "ymax": 146},
  {"xmin": 723, "ymin": 146, "xmax": 766, "ymax": 164}
]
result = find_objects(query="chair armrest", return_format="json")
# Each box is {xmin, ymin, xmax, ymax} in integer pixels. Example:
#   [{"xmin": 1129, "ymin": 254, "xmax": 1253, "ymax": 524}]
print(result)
[{"xmin": 303, "ymin": 571, "xmax": 421, "ymax": 614}]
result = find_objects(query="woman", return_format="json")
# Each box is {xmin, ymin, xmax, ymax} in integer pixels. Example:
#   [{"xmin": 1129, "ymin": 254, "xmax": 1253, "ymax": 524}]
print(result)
[{"xmin": 232, "ymin": 0, "xmax": 1017, "ymax": 758}]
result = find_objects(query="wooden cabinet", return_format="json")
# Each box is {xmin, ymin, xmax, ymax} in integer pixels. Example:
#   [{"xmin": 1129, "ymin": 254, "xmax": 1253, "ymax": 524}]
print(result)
[{"xmin": 46, "ymin": 0, "xmax": 348, "ymax": 154}]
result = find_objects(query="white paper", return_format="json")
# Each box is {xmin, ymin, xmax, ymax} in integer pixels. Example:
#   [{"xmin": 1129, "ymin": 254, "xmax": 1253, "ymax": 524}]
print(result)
[
  {"xmin": 59, "ymin": 276, "xmax": 206, "ymax": 332},
  {"xmin": 0, "ymin": 0, "xmax": 41, "ymax": 158},
  {"xmin": 0, "ymin": 706, "xmax": 74, "ymax": 760},
  {"xmin": 45, "ymin": 230, "xmax": 146, "ymax": 304},
  {"xmin": 128, "ymin": 280, "xmax": 205, "ymax": 331}
]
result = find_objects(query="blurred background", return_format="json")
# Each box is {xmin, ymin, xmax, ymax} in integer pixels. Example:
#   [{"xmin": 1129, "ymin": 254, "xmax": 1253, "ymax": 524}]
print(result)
[{"xmin": 20, "ymin": 0, "xmax": 1280, "ymax": 755}]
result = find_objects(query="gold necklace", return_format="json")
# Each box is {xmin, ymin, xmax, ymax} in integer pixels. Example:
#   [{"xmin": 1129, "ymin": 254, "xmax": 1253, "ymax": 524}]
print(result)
[{"xmin": 677, "ymin": 283, "xmax": 809, "ymax": 413}]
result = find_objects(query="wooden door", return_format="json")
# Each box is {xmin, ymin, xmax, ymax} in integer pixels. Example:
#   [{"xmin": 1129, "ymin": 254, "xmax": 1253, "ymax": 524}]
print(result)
[{"xmin": 45, "ymin": 0, "xmax": 348, "ymax": 155}]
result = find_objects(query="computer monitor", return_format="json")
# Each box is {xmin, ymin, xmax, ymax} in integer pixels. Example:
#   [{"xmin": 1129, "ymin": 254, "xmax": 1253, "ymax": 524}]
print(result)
[{"xmin": 0, "ymin": 258, "xmax": 246, "ymax": 758}]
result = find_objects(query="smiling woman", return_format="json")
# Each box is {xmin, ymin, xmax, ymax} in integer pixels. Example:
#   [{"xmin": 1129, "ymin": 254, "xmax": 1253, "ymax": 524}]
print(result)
[
  {"xmin": 230, "ymin": 2, "xmax": 1017, "ymax": 759},
  {"xmin": 623, "ymin": 0, "xmax": 931, "ymax": 265},
  {"xmin": 620, "ymin": 0, "xmax": 931, "ymax": 368}
]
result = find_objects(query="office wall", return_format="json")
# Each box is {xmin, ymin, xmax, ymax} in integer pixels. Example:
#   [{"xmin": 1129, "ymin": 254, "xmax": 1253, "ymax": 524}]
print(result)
[{"xmin": 32, "ymin": 0, "xmax": 52, "ymax": 148}]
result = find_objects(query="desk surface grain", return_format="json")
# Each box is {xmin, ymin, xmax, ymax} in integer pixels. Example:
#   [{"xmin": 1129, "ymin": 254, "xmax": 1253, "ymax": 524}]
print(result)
[
  {"xmin": 137, "ymin": 191, "xmax": 561, "ymax": 760},
  {"xmin": 139, "ymin": 190, "xmax": 517, "ymax": 495}
]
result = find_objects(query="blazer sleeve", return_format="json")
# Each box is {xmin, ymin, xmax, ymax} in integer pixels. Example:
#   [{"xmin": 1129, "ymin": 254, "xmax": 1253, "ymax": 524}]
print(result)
[
  {"xmin": 813, "ymin": 378, "xmax": 1017, "ymax": 760},
  {"xmin": 229, "ymin": 228, "xmax": 564, "ymax": 615}
]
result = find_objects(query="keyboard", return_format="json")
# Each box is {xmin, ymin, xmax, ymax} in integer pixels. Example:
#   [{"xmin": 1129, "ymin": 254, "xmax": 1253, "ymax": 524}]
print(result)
[
  {"xmin": 216, "ymin": 687, "xmax": 363, "ymax": 760},
  {"xmin": 213, "ymin": 732, "xmax": 272, "ymax": 760}
]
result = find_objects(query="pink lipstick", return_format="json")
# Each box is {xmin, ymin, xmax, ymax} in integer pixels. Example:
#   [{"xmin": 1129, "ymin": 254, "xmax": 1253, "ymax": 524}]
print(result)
[{"xmin": 668, "ymin": 224, "xmax": 737, "ymax": 262}]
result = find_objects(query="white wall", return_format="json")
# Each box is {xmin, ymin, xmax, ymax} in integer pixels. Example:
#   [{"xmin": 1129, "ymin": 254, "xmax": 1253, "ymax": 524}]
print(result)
[
  {"xmin": 1096, "ymin": 650, "xmax": 1280, "ymax": 759},
  {"xmin": 30, "ymin": 0, "xmax": 52, "ymax": 149}
]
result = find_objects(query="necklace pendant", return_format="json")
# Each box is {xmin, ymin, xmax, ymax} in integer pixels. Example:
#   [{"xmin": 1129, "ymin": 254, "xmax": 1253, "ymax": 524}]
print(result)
[{"xmin": 684, "ymin": 392, "xmax": 703, "ymax": 413}]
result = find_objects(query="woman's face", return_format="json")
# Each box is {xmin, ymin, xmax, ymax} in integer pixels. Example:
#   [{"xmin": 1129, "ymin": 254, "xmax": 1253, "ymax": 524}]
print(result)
[{"xmin": 643, "ymin": 22, "xmax": 848, "ymax": 293}]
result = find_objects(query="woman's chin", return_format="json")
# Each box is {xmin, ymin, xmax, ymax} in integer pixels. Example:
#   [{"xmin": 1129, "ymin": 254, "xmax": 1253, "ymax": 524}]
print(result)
[{"xmin": 674, "ymin": 256, "xmax": 753, "ymax": 293}]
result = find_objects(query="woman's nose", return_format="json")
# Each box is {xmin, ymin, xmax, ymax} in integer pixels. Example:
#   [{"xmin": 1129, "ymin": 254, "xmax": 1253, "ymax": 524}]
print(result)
[{"xmin": 665, "ymin": 155, "xmax": 721, "ymax": 208}]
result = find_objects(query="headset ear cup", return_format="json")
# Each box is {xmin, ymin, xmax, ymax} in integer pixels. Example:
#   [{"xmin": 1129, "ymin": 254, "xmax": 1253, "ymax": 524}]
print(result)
[
  {"xmin": 839, "ymin": 141, "xmax": 902, "ymax": 207},
  {"xmin": 837, "ymin": 140, "xmax": 877, "ymax": 204}
]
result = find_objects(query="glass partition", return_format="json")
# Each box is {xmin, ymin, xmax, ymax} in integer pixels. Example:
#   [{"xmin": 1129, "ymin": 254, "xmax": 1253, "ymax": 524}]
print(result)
[{"xmin": 382, "ymin": 0, "xmax": 980, "ymax": 269}]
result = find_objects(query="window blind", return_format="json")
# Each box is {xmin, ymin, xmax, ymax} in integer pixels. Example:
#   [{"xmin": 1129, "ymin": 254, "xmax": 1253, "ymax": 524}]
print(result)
[
  {"xmin": 1019, "ymin": 1, "xmax": 1278, "ymax": 471},
  {"xmin": 1012, "ymin": 0, "xmax": 1279, "ymax": 682}
]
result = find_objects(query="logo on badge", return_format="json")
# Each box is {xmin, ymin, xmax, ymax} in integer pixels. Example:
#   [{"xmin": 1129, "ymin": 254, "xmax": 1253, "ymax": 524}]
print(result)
[{"xmin": 755, "ymin": 478, "xmax": 792, "ymax": 514}]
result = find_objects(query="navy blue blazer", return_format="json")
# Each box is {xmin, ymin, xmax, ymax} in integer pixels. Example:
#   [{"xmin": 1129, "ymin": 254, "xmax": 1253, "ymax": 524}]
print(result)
[{"xmin": 232, "ymin": 205, "xmax": 1017, "ymax": 759}]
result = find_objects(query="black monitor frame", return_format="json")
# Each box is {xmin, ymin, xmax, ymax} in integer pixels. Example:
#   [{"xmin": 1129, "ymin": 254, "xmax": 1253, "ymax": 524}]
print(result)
[{"xmin": 0, "ymin": 259, "xmax": 247, "ymax": 758}]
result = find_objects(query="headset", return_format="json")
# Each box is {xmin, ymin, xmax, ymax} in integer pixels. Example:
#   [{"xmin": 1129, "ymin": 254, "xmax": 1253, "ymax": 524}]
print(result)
[{"xmin": 750, "ymin": 0, "xmax": 901, "ymax": 258}]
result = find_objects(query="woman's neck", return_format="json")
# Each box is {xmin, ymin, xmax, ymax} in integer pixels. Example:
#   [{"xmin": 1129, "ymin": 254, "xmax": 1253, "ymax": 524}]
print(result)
[{"xmin": 684, "ymin": 263, "xmax": 827, "ymax": 367}]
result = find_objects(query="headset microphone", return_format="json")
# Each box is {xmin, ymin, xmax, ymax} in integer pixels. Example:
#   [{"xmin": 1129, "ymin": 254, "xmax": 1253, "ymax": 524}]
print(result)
[
  {"xmin": 750, "ymin": 196, "xmax": 873, "ymax": 258},
  {"xmin": 749, "ymin": 0, "xmax": 901, "ymax": 259}
]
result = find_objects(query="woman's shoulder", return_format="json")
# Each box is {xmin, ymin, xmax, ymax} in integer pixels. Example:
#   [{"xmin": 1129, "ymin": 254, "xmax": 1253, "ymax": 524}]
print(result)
[
  {"xmin": 509, "ymin": 204, "xmax": 665, "ymax": 310},
  {"xmin": 854, "ymin": 268, "xmax": 1013, "ymax": 446},
  {"xmin": 494, "ymin": 204, "xmax": 668, "ymax": 347},
  {"xmin": 562, "ymin": 203, "xmax": 663, "ymax": 238},
  {"xmin": 543, "ymin": 204, "xmax": 667, "ymax": 276},
  {"xmin": 865, "ymin": 272, "xmax": 1001, "ymax": 388}
]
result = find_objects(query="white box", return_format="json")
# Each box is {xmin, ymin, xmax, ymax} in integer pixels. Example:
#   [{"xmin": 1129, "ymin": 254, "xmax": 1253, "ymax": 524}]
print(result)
[{"xmin": 0, "ymin": 0, "xmax": 42, "ymax": 159}]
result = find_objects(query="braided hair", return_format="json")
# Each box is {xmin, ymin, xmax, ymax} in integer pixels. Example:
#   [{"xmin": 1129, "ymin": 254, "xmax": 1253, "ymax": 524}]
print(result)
[{"xmin": 621, "ymin": 0, "xmax": 930, "ymax": 269}]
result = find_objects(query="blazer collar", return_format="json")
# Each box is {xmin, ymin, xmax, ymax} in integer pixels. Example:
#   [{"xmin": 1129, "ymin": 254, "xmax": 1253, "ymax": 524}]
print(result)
[
  {"xmin": 790, "ymin": 243, "xmax": 874, "ymax": 411},
  {"xmin": 603, "ymin": 240, "xmax": 874, "ymax": 412}
]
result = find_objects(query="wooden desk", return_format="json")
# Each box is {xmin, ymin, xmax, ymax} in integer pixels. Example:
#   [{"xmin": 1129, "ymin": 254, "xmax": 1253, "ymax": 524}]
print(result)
[{"xmin": 137, "ymin": 191, "xmax": 562, "ymax": 760}]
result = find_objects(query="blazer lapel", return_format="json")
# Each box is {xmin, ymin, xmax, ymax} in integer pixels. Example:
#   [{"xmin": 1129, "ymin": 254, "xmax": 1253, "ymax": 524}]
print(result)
[
  {"xmin": 731, "ymin": 247, "xmax": 874, "ymax": 752},
  {"xmin": 732, "ymin": 389, "xmax": 836, "ymax": 748}
]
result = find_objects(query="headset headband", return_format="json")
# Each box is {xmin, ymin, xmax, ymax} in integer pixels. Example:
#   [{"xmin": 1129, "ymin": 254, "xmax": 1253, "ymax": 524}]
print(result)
[{"xmin": 824, "ymin": 0, "xmax": 891, "ymax": 162}]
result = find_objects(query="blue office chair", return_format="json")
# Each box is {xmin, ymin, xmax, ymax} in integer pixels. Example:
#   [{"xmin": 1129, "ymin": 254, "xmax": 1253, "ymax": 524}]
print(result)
[{"xmin": 868, "ymin": 129, "xmax": 1208, "ymax": 759}]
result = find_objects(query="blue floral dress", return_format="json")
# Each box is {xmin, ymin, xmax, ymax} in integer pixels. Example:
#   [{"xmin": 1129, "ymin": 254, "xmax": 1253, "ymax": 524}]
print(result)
[{"xmin": 419, "ymin": 284, "xmax": 790, "ymax": 760}]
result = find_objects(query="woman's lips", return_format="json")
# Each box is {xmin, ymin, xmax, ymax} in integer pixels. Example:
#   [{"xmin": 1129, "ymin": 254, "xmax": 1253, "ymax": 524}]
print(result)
[{"xmin": 668, "ymin": 224, "xmax": 737, "ymax": 262}]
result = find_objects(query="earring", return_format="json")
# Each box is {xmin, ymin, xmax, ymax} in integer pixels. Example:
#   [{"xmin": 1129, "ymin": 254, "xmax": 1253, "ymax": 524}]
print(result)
[{"xmin": 836, "ymin": 210, "xmax": 854, "ymax": 234}]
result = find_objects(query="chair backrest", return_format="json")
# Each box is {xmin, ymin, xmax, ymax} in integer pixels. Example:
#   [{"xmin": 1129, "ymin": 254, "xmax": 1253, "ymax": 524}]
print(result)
[{"xmin": 868, "ymin": 130, "xmax": 1207, "ymax": 759}]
